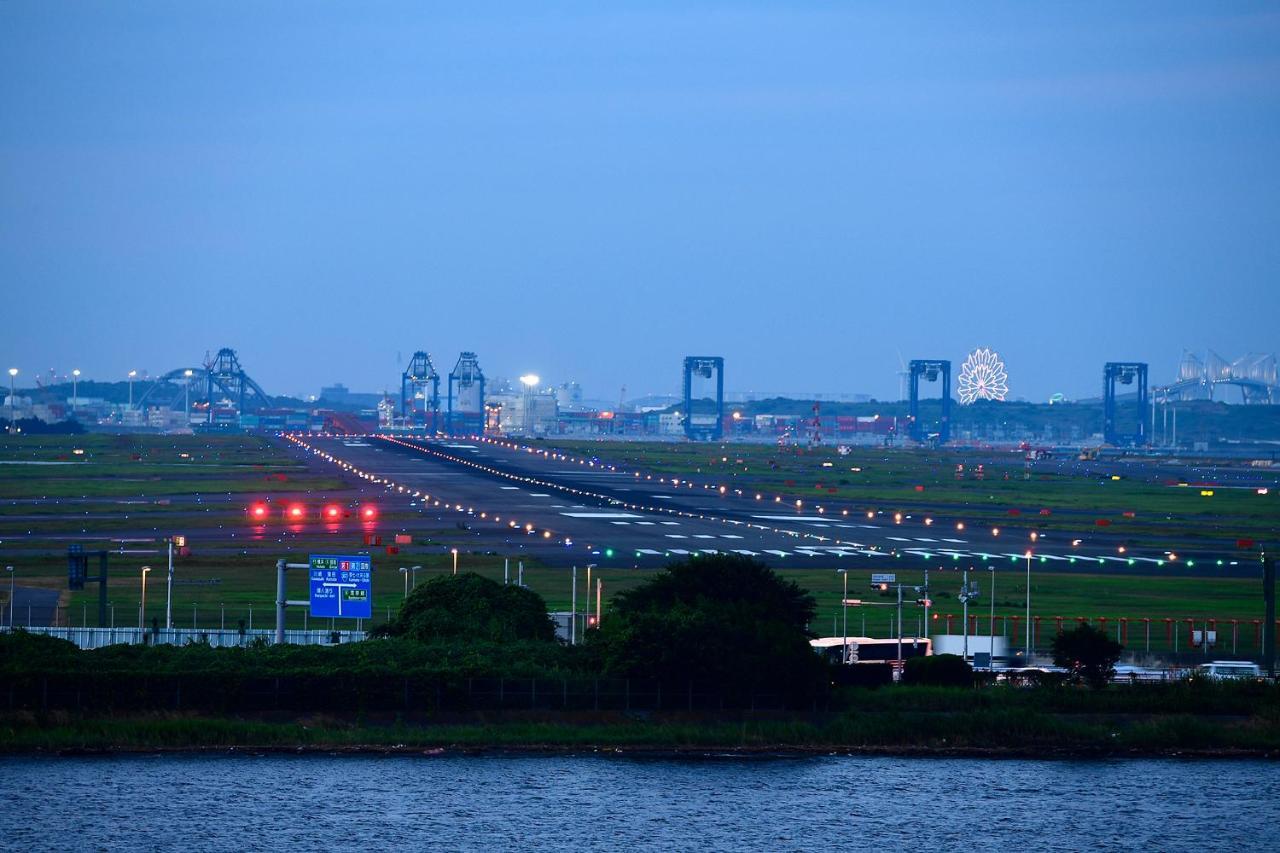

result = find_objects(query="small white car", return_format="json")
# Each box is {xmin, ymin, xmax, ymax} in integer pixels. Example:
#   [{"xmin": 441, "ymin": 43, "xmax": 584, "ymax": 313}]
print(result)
[{"xmin": 1196, "ymin": 661, "xmax": 1263, "ymax": 681}]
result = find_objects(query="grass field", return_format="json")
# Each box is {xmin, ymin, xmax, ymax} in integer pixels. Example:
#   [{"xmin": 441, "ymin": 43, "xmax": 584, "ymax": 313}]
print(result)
[{"xmin": 1, "ymin": 433, "xmax": 1274, "ymax": 653}]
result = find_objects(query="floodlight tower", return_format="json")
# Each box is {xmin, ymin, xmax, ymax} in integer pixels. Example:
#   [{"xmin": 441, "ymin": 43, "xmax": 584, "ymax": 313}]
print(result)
[
  {"xmin": 446, "ymin": 352, "xmax": 486, "ymax": 436},
  {"xmin": 682, "ymin": 356, "xmax": 724, "ymax": 441},
  {"xmin": 1103, "ymin": 362, "xmax": 1149, "ymax": 447},
  {"xmin": 908, "ymin": 359, "xmax": 951, "ymax": 444},
  {"xmin": 401, "ymin": 351, "xmax": 441, "ymax": 431}
]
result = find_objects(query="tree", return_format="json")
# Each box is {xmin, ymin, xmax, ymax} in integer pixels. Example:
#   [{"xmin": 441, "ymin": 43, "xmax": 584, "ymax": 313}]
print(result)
[
  {"xmin": 374, "ymin": 572, "xmax": 556, "ymax": 644},
  {"xmin": 589, "ymin": 554, "xmax": 827, "ymax": 701},
  {"xmin": 903, "ymin": 653, "xmax": 973, "ymax": 687},
  {"xmin": 1051, "ymin": 623, "xmax": 1122, "ymax": 688}
]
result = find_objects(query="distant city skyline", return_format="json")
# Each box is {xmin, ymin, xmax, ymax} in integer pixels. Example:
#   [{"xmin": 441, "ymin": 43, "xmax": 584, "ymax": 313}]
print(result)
[{"xmin": 3, "ymin": 4, "xmax": 1278, "ymax": 402}]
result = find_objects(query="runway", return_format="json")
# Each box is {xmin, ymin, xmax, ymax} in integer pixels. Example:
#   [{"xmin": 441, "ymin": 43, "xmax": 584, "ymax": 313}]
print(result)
[{"xmin": 284, "ymin": 434, "xmax": 1255, "ymax": 575}]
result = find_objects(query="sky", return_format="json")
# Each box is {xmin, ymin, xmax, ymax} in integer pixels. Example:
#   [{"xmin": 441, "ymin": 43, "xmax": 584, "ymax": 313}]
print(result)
[{"xmin": 2, "ymin": 2, "xmax": 1278, "ymax": 403}]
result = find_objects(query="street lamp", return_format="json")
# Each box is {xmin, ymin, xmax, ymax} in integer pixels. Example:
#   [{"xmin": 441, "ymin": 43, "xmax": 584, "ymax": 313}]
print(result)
[
  {"xmin": 139, "ymin": 565, "xmax": 152, "ymax": 630},
  {"xmin": 5, "ymin": 565, "xmax": 13, "ymax": 629},
  {"xmin": 127, "ymin": 370, "xmax": 138, "ymax": 412},
  {"xmin": 71, "ymin": 369, "xmax": 80, "ymax": 413},
  {"xmin": 165, "ymin": 535, "xmax": 184, "ymax": 630},
  {"xmin": 399, "ymin": 567, "xmax": 410, "ymax": 600},
  {"xmin": 7, "ymin": 368, "xmax": 16, "ymax": 432},
  {"xmin": 410, "ymin": 565, "xmax": 421, "ymax": 589},
  {"xmin": 1025, "ymin": 549, "xmax": 1033, "ymax": 659},
  {"xmin": 183, "ymin": 369, "xmax": 194, "ymax": 424},
  {"xmin": 836, "ymin": 569, "xmax": 849, "ymax": 663},
  {"xmin": 989, "ymin": 562, "xmax": 997, "ymax": 665},
  {"xmin": 451, "ymin": 548, "xmax": 459, "ymax": 575}
]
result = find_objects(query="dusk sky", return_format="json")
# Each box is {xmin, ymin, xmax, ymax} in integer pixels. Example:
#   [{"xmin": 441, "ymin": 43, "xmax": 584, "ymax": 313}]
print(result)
[{"xmin": 3, "ymin": 3, "xmax": 1278, "ymax": 402}]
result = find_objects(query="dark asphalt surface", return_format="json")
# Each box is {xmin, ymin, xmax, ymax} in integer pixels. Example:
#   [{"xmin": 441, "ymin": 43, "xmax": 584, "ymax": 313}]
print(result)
[
  {"xmin": 3, "ymin": 586, "xmax": 59, "ymax": 628},
  {"xmin": 281, "ymin": 435, "xmax": 1262, "ymax": 576}
]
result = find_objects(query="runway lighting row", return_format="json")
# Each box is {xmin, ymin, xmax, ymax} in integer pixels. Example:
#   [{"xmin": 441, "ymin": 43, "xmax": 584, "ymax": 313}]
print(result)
[
  {"xmin": 246, "ymin": 500, "xmax": 377, "ymax": 523},
  {"xmin": 282, "ymin": 433, "xmax": 1219, "ymax": 570},
  {"xmin": 282, "ymin": 434, "xmax": 576, "ymax": 550},
  {"xmin": 372, "ymin": 435, "xmax": 904, "ymax": 556}
]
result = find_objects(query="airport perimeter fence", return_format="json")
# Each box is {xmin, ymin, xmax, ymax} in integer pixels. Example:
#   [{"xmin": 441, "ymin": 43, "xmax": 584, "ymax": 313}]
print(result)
[
  {"xmin": 0, "ymin": 626, "xmax": 366, "ymax": 649},
  {"xmin": 0, "ymin": 674, "xmax": 803, "ymax": 714},
  {"xmin": 7, "ymin": 605, "xmax": 393, "ymax": 636}
]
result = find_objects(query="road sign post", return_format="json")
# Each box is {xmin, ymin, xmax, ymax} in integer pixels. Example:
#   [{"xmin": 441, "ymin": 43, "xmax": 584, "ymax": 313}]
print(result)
[{"xmin": 308, "ymin": 554, "xmax": 373, "ymax": 620}]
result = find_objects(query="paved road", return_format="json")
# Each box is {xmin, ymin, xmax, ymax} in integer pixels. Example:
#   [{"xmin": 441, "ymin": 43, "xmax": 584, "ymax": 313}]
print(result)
[
  {"xmin": 283, "ymin": 435, "xmax": 1258, "ymax": 575},
  {"xmin": 3, "ymin": 586, "xmax": 60, "ymax": 628}
]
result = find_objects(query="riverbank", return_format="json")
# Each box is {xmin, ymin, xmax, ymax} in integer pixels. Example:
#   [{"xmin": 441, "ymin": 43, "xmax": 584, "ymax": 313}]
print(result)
[{"xmin": 4, "ymin": 710, "xmax": 1279, "ymax": 758}]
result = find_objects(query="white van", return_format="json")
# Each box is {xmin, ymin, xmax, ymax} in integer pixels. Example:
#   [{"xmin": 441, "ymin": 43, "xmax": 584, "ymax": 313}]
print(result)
[{"xmin": 1196, "ymin": 661, "xmax": 1263, "ymax": 681}]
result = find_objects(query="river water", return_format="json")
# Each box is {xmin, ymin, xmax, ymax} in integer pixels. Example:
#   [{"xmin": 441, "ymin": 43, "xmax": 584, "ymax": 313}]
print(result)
[{"xmin": 0, "ymin": 753, "xmax": 1275, "ymax": 851}]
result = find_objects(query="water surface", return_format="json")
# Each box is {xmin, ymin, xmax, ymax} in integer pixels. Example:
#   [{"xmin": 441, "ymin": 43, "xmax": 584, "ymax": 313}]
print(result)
[{"xmin": 1, "ymin": 754, "xmax": 1274, "ymax": 851}]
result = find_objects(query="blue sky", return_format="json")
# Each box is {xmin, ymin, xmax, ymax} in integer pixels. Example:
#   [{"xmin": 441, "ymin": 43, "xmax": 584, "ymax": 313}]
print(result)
[{"xmin": 2, "ymin": 2, "xmax": 1278, "ymax": 401}]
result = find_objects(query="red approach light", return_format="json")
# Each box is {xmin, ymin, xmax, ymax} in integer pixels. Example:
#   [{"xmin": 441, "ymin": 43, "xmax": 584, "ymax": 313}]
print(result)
[
  {"xmin": 287, "ymin": 503, "xmax": 307, "ymax": 520},
  {"xmin": 249, "ymin": 502, "xmax": 269, "ymax": 520},
  {"xmin": 323, "ymin": 504, "xmax": 343, "ymax": 521},
  {"xmin": 360, "ymin": 504, "xmax": 378, "ymax": 521}
]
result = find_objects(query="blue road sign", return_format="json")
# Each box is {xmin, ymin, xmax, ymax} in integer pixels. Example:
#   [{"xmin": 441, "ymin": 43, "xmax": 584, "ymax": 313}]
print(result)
[{"xmin": 309, "ymin": 554, "xmax": 372, "ymax": 619}]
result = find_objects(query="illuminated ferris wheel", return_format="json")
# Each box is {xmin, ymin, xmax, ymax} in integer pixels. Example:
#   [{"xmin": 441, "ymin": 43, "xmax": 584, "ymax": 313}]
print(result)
[{"xmin": 957, "ymin": 348, "xmax": 1009, "ymax": 404}]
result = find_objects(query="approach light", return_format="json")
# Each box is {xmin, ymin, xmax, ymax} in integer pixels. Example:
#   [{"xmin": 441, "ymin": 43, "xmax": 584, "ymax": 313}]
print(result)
[
  {"xmin": 323, "ymin": 504, "xmax": 342, "ymax": 521},
  {"xmin": 361, "ymin": 505, "xmax": 378, "ymax": 521},
  {"xmin": 249, "ymin": 502, "xmax": 269, "ymax": 520},
  {"xmin": 287, "ymin": 503, "xmax": 306, "ymax": 520}
]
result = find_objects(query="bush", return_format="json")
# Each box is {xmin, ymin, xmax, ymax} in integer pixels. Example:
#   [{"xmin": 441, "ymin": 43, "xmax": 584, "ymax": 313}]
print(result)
[
  {"xmin": 903, "ymin": 654, "xmax": 973, "ymax": 687},
  {"xmin": 589, "ymin": 554, "xmax": 828, "ymax": 702},
  {"xmin": 1052, "ymin": 624, "xmax": 1123, "ymax": 688},
  {"xmin": 373, "ymin": 572, "xmax": 556, "ymax": 644}
]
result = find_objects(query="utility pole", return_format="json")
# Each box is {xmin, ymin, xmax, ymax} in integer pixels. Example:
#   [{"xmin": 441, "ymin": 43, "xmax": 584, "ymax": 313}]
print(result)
[{"xmin": 570, "ymin": 566, "xmax": 577, "ymax": 645}]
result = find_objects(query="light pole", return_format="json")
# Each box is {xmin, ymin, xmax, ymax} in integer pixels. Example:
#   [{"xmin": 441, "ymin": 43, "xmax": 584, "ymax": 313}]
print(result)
[
  {"xmin": 1025, "ymin": 549, "xmax": 1033, "ymax": 659},
  {"xmin": 165, "ymin": 535, "xmax": 183, "ymax": 630},
  {"xmin": 989, "ymin": 563, "xmax": 997, "ymax": 665},
  {"xmin": 570, "ymin": 566, "xmax": 577, "ymax": 645},
  {"xmin": 410, "ymin": 565, "xmax": 421, "ymax": 589},
  {"xmin": 5, "ymin": 565, "xmax": 13, "ymax": 628},
  {"xmin": 837, "ymin": 569, "xmax": 849, "ymax": 663},
  {"xmin": 7, "ymin": 368, "xmax": 16, "ymax": 432},
  {"xmin": 127, "ymin": 370, "xmax": 137, "ymax": 411},
  {"xmin": 183, "ymin": 369, "xmax": 194, "ymax": 425},
  {"xmin": 451, "ymin": 548, "xmax": 459, "ymax": 575},
  {"xmin": 72, "ymin": 369, "xmax": 80, "ymax": 414},
  {"xmin": 585, "ymin": 564, "xmax": 597, "ymax": 640},
  {"xmin": 399, "ymin": 567, "xmax": 410, "ymax": 600},
  {"xmin": 139, "ymin": 566, "xmax": 152, "ymax": 630}
]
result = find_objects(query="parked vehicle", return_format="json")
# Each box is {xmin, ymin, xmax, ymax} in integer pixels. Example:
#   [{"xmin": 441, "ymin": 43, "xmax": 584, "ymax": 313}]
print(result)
[{"xmin": 1195, "ymin": 661, "xmax": 1262, "ymax": 681}]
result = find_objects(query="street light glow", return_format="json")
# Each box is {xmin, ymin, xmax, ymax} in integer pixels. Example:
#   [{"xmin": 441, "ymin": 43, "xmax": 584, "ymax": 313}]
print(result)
[{"xmin": 519, "ymin": 374, "xmax": 540, "ymax": 387}]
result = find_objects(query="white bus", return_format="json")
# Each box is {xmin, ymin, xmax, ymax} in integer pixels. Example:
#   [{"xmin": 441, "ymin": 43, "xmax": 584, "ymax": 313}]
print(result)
[{"xmin": 811, "ymin": 636, "xmax": 932, "ymax": 665}]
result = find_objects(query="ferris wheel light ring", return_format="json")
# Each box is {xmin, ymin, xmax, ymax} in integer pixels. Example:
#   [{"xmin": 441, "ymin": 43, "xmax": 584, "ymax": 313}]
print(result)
[{"xmin": 958, "ymin": 347, "xmax": 1009, "ymax": 404}]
